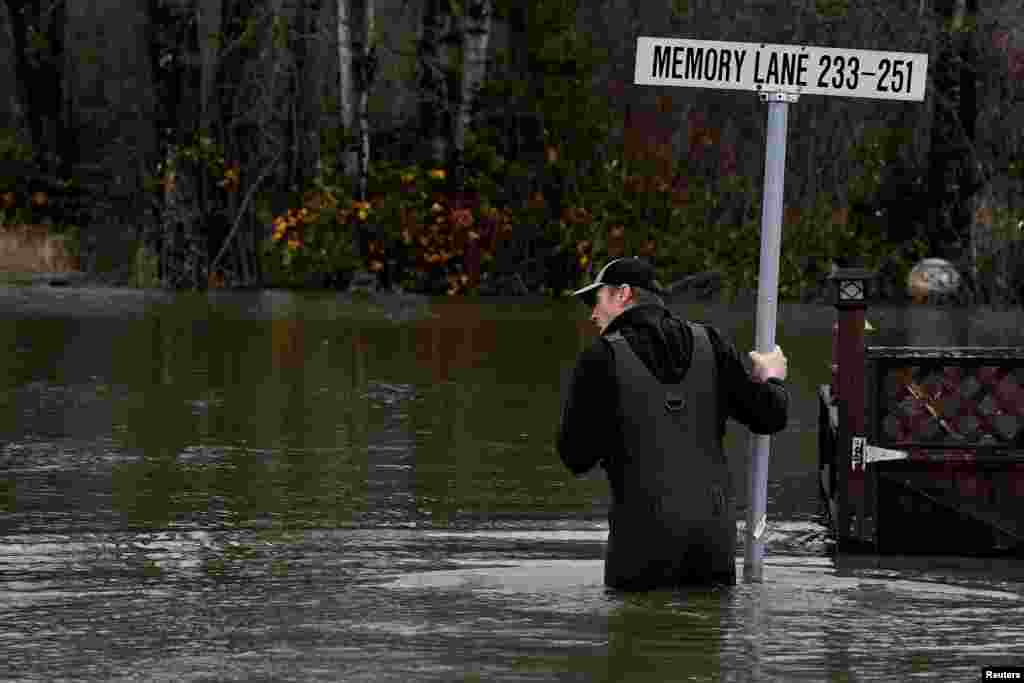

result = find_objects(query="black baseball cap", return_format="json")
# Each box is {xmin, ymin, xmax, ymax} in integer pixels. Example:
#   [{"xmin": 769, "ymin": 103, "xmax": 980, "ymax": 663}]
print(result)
[{"xmin": 572, "ymin": 257, "xmax": 658, "ymax": 306}]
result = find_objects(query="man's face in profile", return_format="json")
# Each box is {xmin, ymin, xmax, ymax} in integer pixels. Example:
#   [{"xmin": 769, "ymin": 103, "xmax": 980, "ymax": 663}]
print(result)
[{"xmin": 589, "ymin": 285, "xmax": 628, "ymax": 333}]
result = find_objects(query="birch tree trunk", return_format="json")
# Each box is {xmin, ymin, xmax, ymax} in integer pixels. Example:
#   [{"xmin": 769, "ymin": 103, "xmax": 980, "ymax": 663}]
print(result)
[
  {"xmin": 337, "ymin": 0, "xmax": 356, "ymax": 178},
  {"xmin": 338, "ymin": 0, "xmax": 372, "ymax": 197},
  {"xmin": 354, "ymin": 0, "xmax": 373, "ymax": 200},
  {"xmin": 453, "ymin": 0, "xmax": 491, "ymax": 189}
]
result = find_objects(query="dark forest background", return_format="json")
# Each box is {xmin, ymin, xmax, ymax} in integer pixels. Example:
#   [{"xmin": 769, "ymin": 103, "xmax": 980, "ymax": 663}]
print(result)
[{"xmin": 1, "ymin": 0, "xmax": 1022, "ymax": 302}]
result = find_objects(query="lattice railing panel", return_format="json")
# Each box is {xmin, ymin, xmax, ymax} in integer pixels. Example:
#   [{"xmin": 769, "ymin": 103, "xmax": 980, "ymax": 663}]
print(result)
[{"xmin": 867, "ymin": 349, "xmax": 1024, "ymax": 448}]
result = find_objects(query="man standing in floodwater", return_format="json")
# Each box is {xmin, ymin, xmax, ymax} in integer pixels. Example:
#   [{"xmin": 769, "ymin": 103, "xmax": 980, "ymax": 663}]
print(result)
[{"xmin": 557, "ymin": 257, "xmax": 789, "ymax": 590}]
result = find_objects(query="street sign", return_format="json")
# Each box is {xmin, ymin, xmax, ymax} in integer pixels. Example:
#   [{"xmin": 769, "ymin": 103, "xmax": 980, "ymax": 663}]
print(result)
[{"xmin": 635, "ymin": 37, "xmax": 928, "ymax": 101}]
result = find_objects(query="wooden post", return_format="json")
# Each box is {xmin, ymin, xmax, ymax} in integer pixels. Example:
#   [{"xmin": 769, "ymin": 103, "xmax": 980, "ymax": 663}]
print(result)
[
  {"xmin": 839, "ymin": 305, "xmax": 866, "ymax": 538},
  {"xmin": 829, "ymin": 268, "xmax": 873, "ymax": 544}
]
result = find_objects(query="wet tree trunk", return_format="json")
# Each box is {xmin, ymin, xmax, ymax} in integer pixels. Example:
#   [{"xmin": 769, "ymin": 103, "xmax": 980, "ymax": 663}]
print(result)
[
  {"xmin": 196, "ymin": 0, "xmax": 224, "ymax": 285},
  {"xmin": 502, "ymin": 0, "xmax": 536, "ymax": 198},
  {"xmin": 0, "ymin": 2, "xmax": 28, "ymax": 142},
  {"xmin": 215, "ymin": 0, "xmax": 298, "ymax": 287},
  {"xmin": 418, "ymin": 0, "xmax": 453, "ymax": 167},
  {"xmin": 63, "ymin": 0, "xmax": 157, "ymax": 279},
  {"xmin": 3, "ymin": 0, "xmax": 74, "ymax": 178},
  {"xmin": 293, "ymin": 0, "xmax": 323, "ymax": 189},
  {"xmin": 927, "ymin": 0, "xmax": 981, "ymax": 263},
  {"xmin": 198, "ymin": 0, "xmax": 222, "ymax": 133}
]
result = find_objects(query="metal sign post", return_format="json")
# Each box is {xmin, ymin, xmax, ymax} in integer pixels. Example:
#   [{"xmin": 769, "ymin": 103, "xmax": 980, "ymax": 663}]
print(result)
[
  {"xmin": 745, "ymin": 91, "xmax": 795, "ymax": 582},
  {"xmin": 634, "ymin": 36, "xmax": 928, "ymax": 582}
]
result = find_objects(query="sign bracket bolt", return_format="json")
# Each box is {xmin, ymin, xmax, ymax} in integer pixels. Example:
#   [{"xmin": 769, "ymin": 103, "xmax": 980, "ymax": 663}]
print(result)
[{"xmin": 760, "ymin": 92, "xmax": 800, "ymax": 103}]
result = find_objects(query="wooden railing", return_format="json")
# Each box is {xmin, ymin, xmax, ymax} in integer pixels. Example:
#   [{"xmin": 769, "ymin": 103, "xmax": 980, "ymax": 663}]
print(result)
[
  {"xmin": 864, "ymin": 347, "xmax": 1024, "ymax": 454},
  {"xmin": 821, "ymin": 345, "xmax": 1024, "ymax": 554}
]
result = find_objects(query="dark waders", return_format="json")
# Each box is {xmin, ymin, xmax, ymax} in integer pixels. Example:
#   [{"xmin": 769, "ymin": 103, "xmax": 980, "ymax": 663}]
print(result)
[{"xmin": 604, "ymin": 324, "xmax": 735, "ymax": 590}]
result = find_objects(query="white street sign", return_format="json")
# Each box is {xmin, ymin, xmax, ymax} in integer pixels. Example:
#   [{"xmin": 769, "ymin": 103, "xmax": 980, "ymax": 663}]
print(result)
[{"xmin": 635, "ymin": 37, "xmax": 928, "ymax": 101}]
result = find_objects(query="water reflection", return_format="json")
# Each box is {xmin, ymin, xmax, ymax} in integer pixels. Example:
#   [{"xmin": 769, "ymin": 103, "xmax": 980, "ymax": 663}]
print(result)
[
  {"xmin": 601, "ymin": 589, "xmax": 728, "ymax": 681},
  {"xmin": 869, "ymin": 304, "xmax": 1024, "ymax": 347}
]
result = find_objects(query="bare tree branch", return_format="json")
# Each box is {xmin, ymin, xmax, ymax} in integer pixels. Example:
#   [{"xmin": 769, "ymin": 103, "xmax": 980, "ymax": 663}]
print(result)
[{"xmin": 210, "ymin": 149, "xmax": 283, "ymax": 273}]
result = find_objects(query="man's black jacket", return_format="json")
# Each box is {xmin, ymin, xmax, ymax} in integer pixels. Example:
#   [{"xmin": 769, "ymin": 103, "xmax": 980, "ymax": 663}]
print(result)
[{"xmin": 557, "ymin": 304, "xmax": 789, "ymax": 479}]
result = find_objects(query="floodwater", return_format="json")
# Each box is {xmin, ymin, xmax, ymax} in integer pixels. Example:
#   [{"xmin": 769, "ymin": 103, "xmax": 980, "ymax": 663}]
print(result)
[{"xmin": 1, "ymin": 285, "xmax": 1022, "ymax": 682}]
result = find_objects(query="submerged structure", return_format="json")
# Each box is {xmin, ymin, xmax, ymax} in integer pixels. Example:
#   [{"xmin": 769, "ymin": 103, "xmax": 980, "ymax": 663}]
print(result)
[{"xmin": 818, "ymin": 269, "xmax": 1024, "ymax": 555}]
